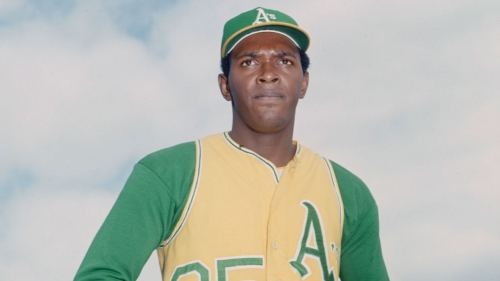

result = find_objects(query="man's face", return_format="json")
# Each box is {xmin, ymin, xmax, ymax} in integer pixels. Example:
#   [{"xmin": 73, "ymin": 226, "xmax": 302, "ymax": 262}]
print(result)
[{"xmin": 219, "ymin": 32, "xmax": 309, "ymax": 135}]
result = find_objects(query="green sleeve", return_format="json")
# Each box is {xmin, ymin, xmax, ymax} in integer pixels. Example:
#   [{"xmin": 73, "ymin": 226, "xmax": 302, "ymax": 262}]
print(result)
[
  {"xmin": 74, "ymin": 142, "xmax": 196, "ymax": 281},
  {"xmin": 331, "ymin": 161, "xmax": 390, "ymax": 281}
]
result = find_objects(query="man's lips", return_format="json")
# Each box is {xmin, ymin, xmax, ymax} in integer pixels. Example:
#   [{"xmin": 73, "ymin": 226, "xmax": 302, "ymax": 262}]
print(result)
[{"xmin": 253, "ymin": 92, "xmax": 284, "ymax": 99}]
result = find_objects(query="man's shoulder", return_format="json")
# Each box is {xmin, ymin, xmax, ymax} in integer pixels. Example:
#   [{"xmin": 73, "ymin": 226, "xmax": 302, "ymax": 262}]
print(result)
[
  {"xmin": 299, "ymin": 144, "xmax": 375, "ymax": 205},
  {"xmin": 137, "ymin": 133, "xmax": 227, "ymax": 170},
  {"xmin": 136, "ymin": 141, "xmax": 198, "ymax": 184},
  {"xmin": 328, "ymin": 159, "xmax": 377, "ymax": 213},
  {"xmin": 139, "ymin": 141, "xmax": 196, "ymax": 167},
  {"xmin": 329, "ymin": 161, "xmax": 368, "ymax": 191}
]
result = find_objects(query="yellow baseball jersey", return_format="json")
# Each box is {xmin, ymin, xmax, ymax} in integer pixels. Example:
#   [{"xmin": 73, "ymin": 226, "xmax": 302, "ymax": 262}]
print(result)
[{"xmin": 157, "ymin": 132, "xmax": 344, "ymax": 281}]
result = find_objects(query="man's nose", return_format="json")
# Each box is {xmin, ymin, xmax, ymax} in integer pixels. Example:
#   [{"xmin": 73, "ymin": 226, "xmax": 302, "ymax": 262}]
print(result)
[{"xmin": 257, "ymin": 62, "xmax": 280, "ymax": 83}]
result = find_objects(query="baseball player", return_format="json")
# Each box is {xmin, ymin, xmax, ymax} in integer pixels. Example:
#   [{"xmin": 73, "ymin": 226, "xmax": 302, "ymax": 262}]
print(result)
[{"xmin": 75, "ymin": 7, "xmax": 389, "ymax": 281}]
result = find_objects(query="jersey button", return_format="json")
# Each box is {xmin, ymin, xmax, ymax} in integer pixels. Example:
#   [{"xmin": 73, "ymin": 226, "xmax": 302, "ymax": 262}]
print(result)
[{"xmin": 272, "ymin": 241, "xmax": 278, "ymax": 249}]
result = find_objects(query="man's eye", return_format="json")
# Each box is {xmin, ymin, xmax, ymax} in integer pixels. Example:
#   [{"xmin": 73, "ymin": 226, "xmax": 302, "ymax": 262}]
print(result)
[
  {"xmin": 279, "ymin": 59, "xmax": 292, "ymax": 65},
  {"xmin": 241, "ymin": 60, "xmax": 256, "ymax": 66}
]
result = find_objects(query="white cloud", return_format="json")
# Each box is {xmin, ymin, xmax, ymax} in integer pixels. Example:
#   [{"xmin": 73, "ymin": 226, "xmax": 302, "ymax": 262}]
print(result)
[
  {"xmin": 386, "ymin": 219, "xmax": 500, "ymax": 280},
  {"xmin": 0, "ymin": 0, "xmax": 23, "ymax": 11},
  {"xmin": 0, "ymin": 188, "xmax": 117, "ymax": 280},
  {"xmin": 1, "ymin": 0, "xmax": 499, "ymax": 280}
]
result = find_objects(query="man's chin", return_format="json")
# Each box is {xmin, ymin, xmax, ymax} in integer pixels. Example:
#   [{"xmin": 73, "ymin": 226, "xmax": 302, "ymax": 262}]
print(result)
[{"xmin": 250, "ymin": 117, "xmax": 290, "ymax": 134}]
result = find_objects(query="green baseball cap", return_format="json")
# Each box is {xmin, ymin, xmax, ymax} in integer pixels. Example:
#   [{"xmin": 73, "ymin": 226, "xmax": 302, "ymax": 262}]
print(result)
[{"xmin": 221, "ymin": 7, "xmax": 310, "ymax": 58}]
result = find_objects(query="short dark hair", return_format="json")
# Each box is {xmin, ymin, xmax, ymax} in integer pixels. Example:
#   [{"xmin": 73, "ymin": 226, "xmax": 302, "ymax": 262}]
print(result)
[{"xmin": 221, "ymin": 48, "xmax": 310, "ymax": 78}]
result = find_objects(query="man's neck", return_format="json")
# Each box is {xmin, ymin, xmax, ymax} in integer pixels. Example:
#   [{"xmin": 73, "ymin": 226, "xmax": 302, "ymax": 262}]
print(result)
[{"xmin": 229, "ymin": 127, "xmax": 296, "ymax": 167}]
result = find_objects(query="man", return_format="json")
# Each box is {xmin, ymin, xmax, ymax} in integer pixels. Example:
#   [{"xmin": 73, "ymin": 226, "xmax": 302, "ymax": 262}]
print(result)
[{"xmin": 75, "ymin": 7, "xmax": 389, "ymax": 281}]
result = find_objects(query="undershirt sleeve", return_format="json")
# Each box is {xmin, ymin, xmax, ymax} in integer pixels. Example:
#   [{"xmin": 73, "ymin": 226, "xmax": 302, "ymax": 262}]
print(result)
[
  {"xmin": 74, "ymin": 141, "xmax": 196, "ymax": 281},
  {"xmin": 331, "ymin": 161, "xmax": 390, "ymax": 281},
  {"xmin": 74, "ymin": 163, "xmax": 175, "ymax": 281}
]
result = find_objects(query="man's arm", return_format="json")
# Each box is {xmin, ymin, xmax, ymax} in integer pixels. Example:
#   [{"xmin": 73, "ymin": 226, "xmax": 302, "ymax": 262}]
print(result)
[
  {"xmin": 331, "ymin": 161, "xmax": 390, "ymax": 281},
  {"xmin": 74, "ymin": 142, "xmax": 196, "ymax": 281},
  {"xmin": 74, "ymin": 164, "xmax": 173, "ymax": 280}
]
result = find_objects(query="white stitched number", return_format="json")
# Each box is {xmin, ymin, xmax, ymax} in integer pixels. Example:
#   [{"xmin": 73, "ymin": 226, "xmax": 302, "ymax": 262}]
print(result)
[
  {"xmin": 171, "ymin": 257, "xmax": 263, "ymax": 281},
  {"xmin": 216, "ymin": 256, "xmax": 264, "ymax": 281},
  {"xmin": 171, "ymin": 261, "xmax": 210, "ymax": 281}
]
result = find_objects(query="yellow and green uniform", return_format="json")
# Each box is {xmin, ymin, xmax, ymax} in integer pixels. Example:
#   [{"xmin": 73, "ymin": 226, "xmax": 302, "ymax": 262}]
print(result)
[{"xmin": 75, "ymin": 132, "xmax": 389, "ymax": 281}]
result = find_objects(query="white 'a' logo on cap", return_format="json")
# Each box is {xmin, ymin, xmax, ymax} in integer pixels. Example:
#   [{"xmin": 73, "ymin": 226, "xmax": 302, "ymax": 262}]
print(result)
[{"xmin": 253, "ymin": 7, "xmax": 276, "ymax": 25}]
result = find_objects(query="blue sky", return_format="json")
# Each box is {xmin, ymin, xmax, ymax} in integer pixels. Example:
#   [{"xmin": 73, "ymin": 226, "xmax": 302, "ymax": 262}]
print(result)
[{"xmin": 1, "ymin": 0, "xmax": 499, "ymax": 280}]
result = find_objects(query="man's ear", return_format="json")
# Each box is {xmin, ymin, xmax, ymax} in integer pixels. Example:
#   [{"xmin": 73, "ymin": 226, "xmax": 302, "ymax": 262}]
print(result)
[
  {"xmin": 299, "ymin": 71, "xmax": 309, "ymax": 99},
  {"xmin": 218, "ymin": 74, "xmax": 232, "ymax": 101}
]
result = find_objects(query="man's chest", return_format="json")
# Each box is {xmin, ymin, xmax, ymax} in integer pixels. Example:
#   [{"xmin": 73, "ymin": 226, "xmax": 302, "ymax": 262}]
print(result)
[{"xmin": 157, "ymin": 136, "xmax": 344, "ymax": 281}]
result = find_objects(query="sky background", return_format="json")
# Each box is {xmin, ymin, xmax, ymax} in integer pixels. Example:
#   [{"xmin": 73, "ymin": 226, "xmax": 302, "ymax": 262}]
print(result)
[{"xmin": 1, "ymin": 0, "xmax": 499, "ymax": 280}]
